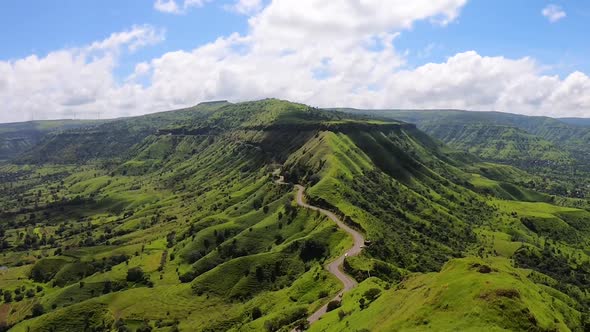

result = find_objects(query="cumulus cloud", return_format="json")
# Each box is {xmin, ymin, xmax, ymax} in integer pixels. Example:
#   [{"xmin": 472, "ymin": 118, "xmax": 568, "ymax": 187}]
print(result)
[
  {"xmin": 542, "ymin": 4, "xmax": 566, "ymax": 23},
  {"xmin": 134, "ymin": 0, "xmax": 468, "ymax": 110},
  {"xmin": 249, "ymin": 0, "xmax": 467, "ymax": 49},
  {"xmin": 376, "ymin": 52, "xmax": 590, "ymax": 117},
  {"xmin": 2, "ymin": 0, "xmax": 590, "ymax": 123},
  {"xmin": 134, "ymin": 0, "xmax": 589, "ymax": 118},
  {"xmin": 154, "ymin": 0, "xmax": 211, "ymax": 14},
  {"xmin": 0, "ymin": 25, "xmax": 165, "ymax": 123}
]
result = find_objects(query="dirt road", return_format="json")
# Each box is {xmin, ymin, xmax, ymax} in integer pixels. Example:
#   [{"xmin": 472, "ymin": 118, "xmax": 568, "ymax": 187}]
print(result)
[{"xmin": 276, "ymin": 176, "xmax": 365, "ymax": 328}]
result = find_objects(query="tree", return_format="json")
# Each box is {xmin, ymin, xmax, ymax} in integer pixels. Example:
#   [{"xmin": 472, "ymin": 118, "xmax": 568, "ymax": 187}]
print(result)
[
  {"xmin": 3, "ymin": 290, "xmax": 12, "ymax": 303},
  {"xmin": 136, "ymin": 321, "xmax": 152, "ymax": 332},
  {"xmin": 166, "ymin": 231, "xmax": 176, "ymax": 248},
  {"xmin": 299, "ymin": 240, "xmax": 326, "ymax": 261},
  {"xmin": 338, "ymin": 310, "xmax": 347, "ymax": 321},
  {"xmin": 126, "ymin": 267, "xmax": 146, "ymax": 283},
  {"xmin": 114, "ymin": 319, "xmax": 130, "ymax": 332},
  {"xmin": 103, "ymin": 280, "xmax": 112, "ymax": 294},
  {"xmin": 251, "ymin": 306, "xmax": 262, "ymax": 320},
  {"xmin": 31, "ymin": 303, "xmax": 44, "ymax": 317},
  {"xmin": 326, "ymin": 300, "xmax": 341, "ymax": 312},
  {"xmin": 358, "ymin": 297, "xmax": 365, "ymax": 309},
  {"xmin": 363, "ymin": 288, "xmax": 381, "ymax": 302},
  {"xmin": 255, "ymin": 266, "xmax": 265, "ymax": 282}
]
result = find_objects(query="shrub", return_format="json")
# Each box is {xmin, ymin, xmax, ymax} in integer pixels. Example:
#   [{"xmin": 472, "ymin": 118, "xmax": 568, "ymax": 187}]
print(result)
[
  {"xmin": 299, "ymin": 240, "xmax": 327, "ymax": 261},
  {"xmin": 31, "ymin": 303, "xmax": 44, "ymax": 317},
  {"xmin": 326, "ymin": 300, "xmax": 341, "ymax": 312},
  {"xmin": 363, "ymin": 288, "xmax": 381, "ymax": 302},
  {"xmin": 103, "ymin": 280, "xmax": 112, "ymax": 294},
  {"xmin": 114, "ymin": 318, "xmax": 133, "ymax": 331},
  {"xmin": 126, "ymin": 267, "xmax": 146, "ymax": 283},
  {"xmin": 136, "ymin": 322, "xmax": 152, "ymax": 332},
  {"xmin": 338, "ymin": 310, "xmax": 347, "ymax": 321},
  {"xmin": 264, "ymin": 307, "xmax": 307, "ymax": 332},
  {"xmin": 3, "ymin": 291, "xmax": 12, "ymax": 303},
  {"xmin": 251, "ymin": 306, "xmax": 262, "ymax": 320}
]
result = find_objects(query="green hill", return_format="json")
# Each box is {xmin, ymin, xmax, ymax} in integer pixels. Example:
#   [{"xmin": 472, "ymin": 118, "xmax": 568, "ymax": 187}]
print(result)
[
  {"xmin": 0, "ymin": 120, "xmax": 104, "ymax": 161},
  {"xmin": 417, "ymin": 123, "xmax": 572, "ymax": 165},
  {"xmin": 1, "ymin": 100, "xmax": 590, "ymax": 331},
  {"xmin": 332, "ymin": 109, "xmax": 583, "ymax": 165},
  {"xmin": 335, "ymin": 108, "xmax": 590, "ymax": 200}
]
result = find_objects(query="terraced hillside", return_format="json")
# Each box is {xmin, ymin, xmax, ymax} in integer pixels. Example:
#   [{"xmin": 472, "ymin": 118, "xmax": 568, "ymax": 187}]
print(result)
[{"xmin": 1, "ymin": 100, "xmax": 590, "ymax": 331}]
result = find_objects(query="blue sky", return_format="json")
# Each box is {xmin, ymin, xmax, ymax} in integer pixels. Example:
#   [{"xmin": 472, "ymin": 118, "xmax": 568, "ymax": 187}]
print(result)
[
  {"xmin": 394, "ymin": 0, "xmax": 590, "ymax": 75},
  {"xmin": 0, "ymin": 1, "xmax": 247, "ymax": 77},
  {"xmin": 0, "ymin": 0, "xmax": 589, "ymax": 122}
]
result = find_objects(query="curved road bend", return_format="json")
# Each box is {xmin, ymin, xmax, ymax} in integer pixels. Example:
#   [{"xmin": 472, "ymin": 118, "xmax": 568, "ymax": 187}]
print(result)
[{"xmin": 277, "ymin": 176, "xmax": 365, "ymax": 327}]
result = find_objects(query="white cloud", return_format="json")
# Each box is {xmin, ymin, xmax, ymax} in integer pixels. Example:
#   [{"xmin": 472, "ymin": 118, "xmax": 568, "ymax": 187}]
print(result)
[
  {"xmin": 87, "ymin": 25, "xmax": 165, "ymax": 52},
  {"xmin": 376, "ymin": 52, "xmax": 590, "ymax": 117},
  {"xmin": 154, "ymin": 0, "xmax": 211, "ymax": 14},
  {"xmin": 154, "ymin": 0, "xmax": 181, "ymax": 14},
  {"xmin": 248, "ymin": 0, "xmax": 467, "ymax": 50},
  {"xmin": 134, "ymin": 0, "xmax": 589, "ymax": 118},
  {"xmin": 542, "ymin": 4, "xmax": 566, "ymax": 23},
  {"xmin": 2, "ymin": 0, "xmax": 590, "ymax": 123},
  {"xmin": 225, "ymin": 0, "xmax": 263, "ymax": 15},
  {"xmin": 0, "ymin": 25, "xmax": 165, "ymax": 123}
]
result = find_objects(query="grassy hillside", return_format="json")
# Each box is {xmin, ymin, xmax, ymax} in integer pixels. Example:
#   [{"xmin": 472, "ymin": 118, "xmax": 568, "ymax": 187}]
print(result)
[
  {"xmin": 336, "ymin": 108, "xmax": 590, "ymax": 200},
  {"xmin": 0, "ymin": 120, "xmax": 104, "ymax": 161},
  {"xmin": 1, "ymin": 100, "xmax": 590, "ymax": 331},
  {"xmin": 419, "ymin": 123, "xmax": 572, "ymax": 165},
  {"xmin": 310, "ymin": 257, "xmax": 580, "ymax": 332}
]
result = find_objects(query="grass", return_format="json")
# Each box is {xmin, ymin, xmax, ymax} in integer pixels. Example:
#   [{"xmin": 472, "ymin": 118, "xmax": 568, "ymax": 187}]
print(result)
[{"xmin": 310, "ymin": 257, "xmax": 579, "ymax": 332}]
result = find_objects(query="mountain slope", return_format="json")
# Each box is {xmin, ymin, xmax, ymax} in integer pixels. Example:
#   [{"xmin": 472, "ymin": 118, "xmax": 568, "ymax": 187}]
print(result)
[
  {"xmin": 336, "ymin": 108, "xmax": 590, "ymax": 199},
  {"xmin": 0, "ymin": 120, "xmax": 103, "ymax": 161},
  {"xmin": 311, "ymin": 257, "xmax": 581, "ymax": 331},
  {"xmin": 420, "ymin": 123, "xmax": 572, "ymax": 166},
  {"xmin": 1, "ymin": 100, "xmax": 589, "ymax": 332}
]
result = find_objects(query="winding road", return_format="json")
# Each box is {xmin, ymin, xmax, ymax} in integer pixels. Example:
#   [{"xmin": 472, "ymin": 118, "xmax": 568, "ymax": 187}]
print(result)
[{"xmin": 276, "ymin": 175, "xmax": 365, "ymax": 328}]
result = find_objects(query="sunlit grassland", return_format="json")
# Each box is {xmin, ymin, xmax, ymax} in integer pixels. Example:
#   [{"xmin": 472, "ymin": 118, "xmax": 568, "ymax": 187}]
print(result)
[{"xmin": 310, "ymin": 257, "xmax": 579, "ymax": 332}]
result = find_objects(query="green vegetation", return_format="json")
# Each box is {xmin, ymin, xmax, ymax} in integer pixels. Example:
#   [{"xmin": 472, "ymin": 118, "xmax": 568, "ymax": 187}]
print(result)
[
  {"xmin": 0, "ymin": 119, "xmax": 105, "ymax": 161},
  {"xmin": 1, "ymin": 100, "xmax": 589, "ymax": 331},
  {"xmin": 311, "ymin": 258, "xmax": 581, "ymax": 332},
  {"xmin": 339, "ymin": 108, "xmax": 590, "ymax": 200}
]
